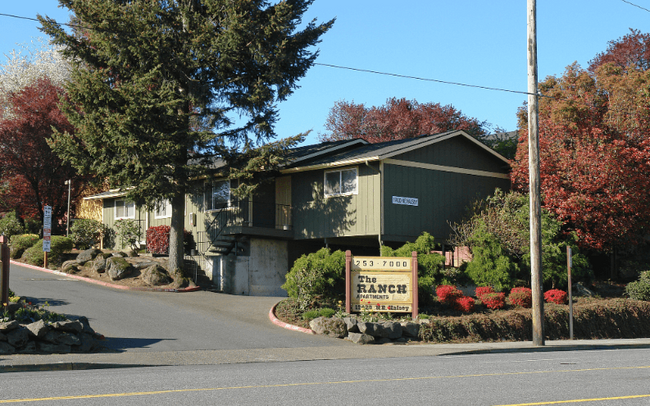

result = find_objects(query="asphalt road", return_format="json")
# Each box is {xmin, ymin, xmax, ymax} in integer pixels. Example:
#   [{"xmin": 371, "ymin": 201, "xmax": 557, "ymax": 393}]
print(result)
[
  {"xmin": 9, "ymin": 262, "xmax": 346, "ymax": 352},
  {"xmin": 2, "ymin": 347, "xmax": 650, "ymax": 405}
]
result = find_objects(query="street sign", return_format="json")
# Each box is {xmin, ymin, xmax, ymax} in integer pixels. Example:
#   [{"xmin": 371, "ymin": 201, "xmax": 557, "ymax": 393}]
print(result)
[{"xmin": 43, "ymin": 205, "xmax": 52, "ymax": 253}]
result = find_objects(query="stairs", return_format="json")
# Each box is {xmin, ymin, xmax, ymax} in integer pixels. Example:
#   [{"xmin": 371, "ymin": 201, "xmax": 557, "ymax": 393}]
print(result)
[{"xmin": 206, "ymin": 235, "xmax": 236, "ymax": 256}]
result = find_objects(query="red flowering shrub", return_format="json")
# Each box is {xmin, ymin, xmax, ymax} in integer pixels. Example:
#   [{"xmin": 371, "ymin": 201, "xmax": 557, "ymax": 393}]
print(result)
[
  {"xmin": 146, "ymin": 225, "xmax": 194, "ymax": 255},
  {"xmin": 482, "ymin": 292, "xmax": 506, "ymax": 310},
  {"xmin": 544, "ymin": 289, "xmax": 568, "ymax": 305},
  {"xmin": 436, "ymin": 285, "xmax": 463, "ymax": 305},
  {"xmin": 475, "ymin": 286, "xmax": 495, "ymax": 301},
  {"xmin": 454, "ymin": 296, "xmax": 475, "ymax": 313},
  {"xmin": 508, "ymin": 287, "xmax": 532, "ymax": 308}
]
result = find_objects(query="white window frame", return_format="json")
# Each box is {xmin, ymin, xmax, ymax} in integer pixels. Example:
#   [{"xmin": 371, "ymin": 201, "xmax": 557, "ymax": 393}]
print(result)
[
  {"xmin": 114, "ymin": 199, "xmax": 135, "ymax": 220},
  {"xmin": 324, "ymin": 167, "xmax": 358, "ymax": 197},
  {"xmin": 154, "ymin": 199, "xmax": 172, "ymax": 219},
  {"xmin": 205, "ymin": 179, "xmax": 231, "ymax": 212}
]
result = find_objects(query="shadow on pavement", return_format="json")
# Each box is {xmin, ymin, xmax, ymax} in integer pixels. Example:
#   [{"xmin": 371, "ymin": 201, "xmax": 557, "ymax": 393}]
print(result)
[
  {"xmin": 21, "ymin": 296, "xmax": 70, "ymax": 307},
  {"xmin": 101, "ymin": 337, "xmax": 174, "ymax": 352}
]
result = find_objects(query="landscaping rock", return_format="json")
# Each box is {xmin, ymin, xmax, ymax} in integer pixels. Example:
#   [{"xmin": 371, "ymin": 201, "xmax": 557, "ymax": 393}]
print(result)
[
  {"xmin": 345, "ymin": 332, "xmax": 375, "ymax": 344},
  {"xmin": 6, "ymin": 327, "xmax": 29, "ymax": 348},
  {"xmin": 343, "ymin": 317, "xmax": 359, "ymax": 333},
  {"xmin": 113, "ymin": 252, "xmax": 127, "ymax": 258},
  {"xmin": 106, "ymin": 257, "xmax": 133, "ymax": 281},
  {"xmin": 0, "ymin": 320, "xmax": 19, "ymax": 332},
  {"xmin": 51, "ymin": 320, "xmax": 83, "ymax": 334},
  {"xmin": 575, "ymin": 282, "xmax": 595, "ymax": 297},
  {"xmin": 76, "ymin": 248, "xmax": 102, "ymax": 264},
  {"xmin": 61, "ymin": 260, "xmax": 81, "ymax": 273},
  {"xmin": 125, "ymin": 249, "xmax": 138, "ymax": 258},
  {"xmin": 142, "ymin": 264, "xmax": 173, "ymax": 286},
  {"xmin": 91, "ymin": 255, "xmax": 107, "ymax": 274},
  {"xmin": 309, "ymin": 317, "xmax": 347, "ymax": 338},
  {"xmin": 0, "ymin": 332, "xmax": 6, "ymax": 342},
  {"xmin": 400, "ymin": 322, "xmax": 420, "ymax": 338},
  {"xmin": 25, "ymin": 320, "xmax": 49, "ymax": 339},
  {"xmin": 38, "ymin": 342, "xmax": 71, "ymax": 354},
  {"xmin": 377, "ymin": 321, "xmax": 402, "ymax": 339},
  {"xmin": 44, "ymin": 330, "xmax": 81, "ymax": 346},
  {"xmin": 0, "ymin": 342, "xmax": 15, "ymax": 354},
  {"xmin": 18, "ymin": 341, "xmax": 38, "ymax": 354}
]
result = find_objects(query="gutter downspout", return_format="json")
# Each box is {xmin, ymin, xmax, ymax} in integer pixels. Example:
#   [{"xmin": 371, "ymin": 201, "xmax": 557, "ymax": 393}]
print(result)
[{"xmin": 378, "ymin": 160, "xmax": 384, "ymax": 256}]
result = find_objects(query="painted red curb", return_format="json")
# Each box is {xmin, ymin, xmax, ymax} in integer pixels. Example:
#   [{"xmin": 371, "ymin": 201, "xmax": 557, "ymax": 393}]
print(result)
[
  {"xmin": 269, "ymin": 301, "xmax": 315, "ymax": 335},
  {"xmin": 10, "ymin": 260, "xmax": 202, "ymax": 293}
]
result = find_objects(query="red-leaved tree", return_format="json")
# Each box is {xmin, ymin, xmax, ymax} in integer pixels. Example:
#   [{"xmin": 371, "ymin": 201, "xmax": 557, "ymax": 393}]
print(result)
[
  {"xmin": 512, "ymin": 63, "xmax": 650, "ymax": 252},
  {"xmin": 320, "ymin": 97, "xmax": 490, "ymax": 143},
  {"xmin": 0, "ymin": 77, "xmax": 86, "ymax": 231},
  {"xmin": 589, "ymin": 29, "xmax": 650, "ymax": 73}
]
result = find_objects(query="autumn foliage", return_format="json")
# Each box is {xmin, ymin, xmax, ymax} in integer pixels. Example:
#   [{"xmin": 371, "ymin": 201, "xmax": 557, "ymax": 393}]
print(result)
[
  {"xmin": 320, "ymin": 97, "xmax": 489, "ymax": 143},
  {"xmin": 0, "ymin": 78, "xmax": 85, "ymax": 228}
]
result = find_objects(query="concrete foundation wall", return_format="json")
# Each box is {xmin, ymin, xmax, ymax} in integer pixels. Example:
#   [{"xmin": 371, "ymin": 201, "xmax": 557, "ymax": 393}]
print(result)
[{"xmin": 206, "ymin": 238, "xmax": 288, "ymax": 296}]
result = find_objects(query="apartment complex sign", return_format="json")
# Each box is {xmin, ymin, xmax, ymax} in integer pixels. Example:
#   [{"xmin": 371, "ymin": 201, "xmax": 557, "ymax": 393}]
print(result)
[
  {"xmin": 43, "ymin": 205, "xmax": 52, "ymax": 253},
  {"xmin": 345, "ymin": 251, "xmax": 419, "ymax": 319}
]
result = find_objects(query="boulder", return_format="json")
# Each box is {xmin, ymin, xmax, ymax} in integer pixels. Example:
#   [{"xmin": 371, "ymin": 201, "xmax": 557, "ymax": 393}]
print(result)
[
  {"xmin": 142, "ymin": 264, "xmax": 173, "ymax": 286},
  {"xmin": 0, "ymin": 320, "xmax": 19, "ymax": 332},
  {"xmin": 44, "ymin": 330, "xmax": 81, "ymax": 346},
  {"xmin": 25, "ymin": 320, "xmax": 49, "ymax": 339},
  {"xmin": 17, "ymin": 341, "xmax": 38, "ymax": 354},
  {"xmin": 51, "ymin": 320, "xmax": 83, "ymax": 334},
  {"xmin": 37, "ymin": 342, "xmax": 72, "ymax": 354},
  {"xmin": 400, "ymin": 322, "xmax": 420, "ymax": 338},
  {"xmin": 91, "ymin": 255, "xmax": 107, "ymax": 274},
  {"xmin": 343, "ymin": 317, "xmax": 359, "ymax": 333},
  {"xmin": 309, "ymin": 317, "xmax": 347, "ymax": 338},
  {"xmin": 6, "ymin": 327, "xmax": 29, "ymax": 348},
  {"xmin": 377, "ymin": 321, "xmax": 402, "ymax": 339},
  {"xmin": 113, "ymin": 252, "xmax": 127, "ymax": 258},
  {"xmin": 61, "ymin": 260, "xmax": 81, "ymax": 274},
  {"xmin": 106, "ymin": 257, "xmax": 133, "ymax": 281},
  {"xmin": 76, "ymin": 248, "xmax": 102, "ymax": 264},
  {"xmin": 73, "ymin": 333, "xmax": 99, "ymax": 353},
  {"xmin": 125, "ymin": 249, "xmax": 138, "ymax": 258},
  {"xmin": 345, "ymin": 332, "xmax": 375, "ymax": 345},
  {"xmin": 0, "ymin": 341, "xmax": 15, "ymax": 355}
]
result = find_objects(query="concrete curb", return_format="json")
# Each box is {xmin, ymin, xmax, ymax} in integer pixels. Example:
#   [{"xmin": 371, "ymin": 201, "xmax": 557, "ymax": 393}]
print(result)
[
  {"xmin": 268, "ymin": 301, "xmax": 315, "ymax": 335},
  {"xmin": 0, "ymin": 362, "xmax": 156, "ymax": 373},
  {"xmin": 11, "ymin": 260, "xmax": 202, "ymax": 293}
]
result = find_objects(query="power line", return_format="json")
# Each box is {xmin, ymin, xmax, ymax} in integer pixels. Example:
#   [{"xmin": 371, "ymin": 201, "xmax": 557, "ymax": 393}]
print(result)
[
  {"xmin": 315, "ymin": 63, "xmax": 544, "ymax": 98},
  {"xmin": 621, "ymin": 0, "xmax": 650, "ymax": 13}
]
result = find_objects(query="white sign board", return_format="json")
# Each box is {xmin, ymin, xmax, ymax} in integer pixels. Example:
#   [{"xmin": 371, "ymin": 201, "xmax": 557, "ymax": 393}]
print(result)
[
  {"xmin": 43, "ymin": 205, "xmax": 52, "ymax": 253},
  {"xmin": 392, "ymin": 196, "xmax": 419, "ymax": 207}
]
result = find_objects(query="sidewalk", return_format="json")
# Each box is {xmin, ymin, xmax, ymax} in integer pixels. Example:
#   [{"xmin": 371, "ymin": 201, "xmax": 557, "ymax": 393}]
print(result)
[{"xmin": 2, "ymin": 338, "xmax": 650, "ymax": 373}]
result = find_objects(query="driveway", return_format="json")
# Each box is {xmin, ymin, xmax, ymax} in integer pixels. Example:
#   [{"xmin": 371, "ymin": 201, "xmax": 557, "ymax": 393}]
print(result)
[{"xmin": 9, "ymin": 262, "xmax": 347, "ymax": 352}]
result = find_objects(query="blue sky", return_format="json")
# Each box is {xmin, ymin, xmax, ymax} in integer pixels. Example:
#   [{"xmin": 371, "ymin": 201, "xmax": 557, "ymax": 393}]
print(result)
[{"xmin": 1, "ymin": 1, "xmax": 648, "ymax": 146}]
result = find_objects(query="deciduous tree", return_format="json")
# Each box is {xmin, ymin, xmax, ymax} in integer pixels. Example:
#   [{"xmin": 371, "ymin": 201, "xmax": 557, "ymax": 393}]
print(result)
[
  {"xmin": 589, "ymin": 28, "xmax": 650, "ymax": 72},
  {"xmin": 320, "ymin": 97, "xmax": 491, "ymax": 143},
  {"xmin": 40, "ymin": 0, "xmax": 334, "ymax": 271},
  {"xmin": 0, "ymin": 77, "xmax": 85, "ymax": 230}
]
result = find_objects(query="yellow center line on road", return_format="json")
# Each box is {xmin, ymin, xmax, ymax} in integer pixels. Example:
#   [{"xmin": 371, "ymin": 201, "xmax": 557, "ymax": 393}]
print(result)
[
  {"xmin": 1, "ymin": 365, "xmax": 649, "ymax": 403},
  {"xmin": 495, "ymin": 393, "xmax": 650, "ymax": 405}
]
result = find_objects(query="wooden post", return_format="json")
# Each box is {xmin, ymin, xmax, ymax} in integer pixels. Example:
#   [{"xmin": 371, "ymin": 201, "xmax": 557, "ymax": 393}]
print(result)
[
  {"xmin": 528, "ymin": 0, "xmax": 544, "ymax": 346},
  {"xmin": 345, "ymin": 250, "xmax": 352, "ymax": 314},
  {"xmin": 0, "ymin": 235, "xmax": 10, "ymax": 306},
  {"xmin": 412, "ymin": 251, "xmax": 418, "ymax": 320},
  {"xmin": 567, "ymin": 246, "xmax": 574, "ymax": 340}
]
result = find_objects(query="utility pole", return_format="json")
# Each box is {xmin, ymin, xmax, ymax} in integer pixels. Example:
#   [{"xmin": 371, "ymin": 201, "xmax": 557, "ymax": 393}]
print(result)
[{"xmin": 527, "ymin": 0, "xmax": 544, "ymax": 346}]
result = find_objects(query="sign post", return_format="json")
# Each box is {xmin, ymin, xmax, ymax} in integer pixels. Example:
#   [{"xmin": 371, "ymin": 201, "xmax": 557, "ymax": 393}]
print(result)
[
  {"xmin": 567, "ymin": 246, "xmax": 574, "ymax": 340},
  {"xmin": 43, "ymin": 205, "xmax": 52, "ymax": 268},
  {"xmin": 0, "ymin": 235, "xmax": 10, "ymax": 306},
  {"xmin": 345, "ymin": 251, "xmax": 419, "ymax": 319}
]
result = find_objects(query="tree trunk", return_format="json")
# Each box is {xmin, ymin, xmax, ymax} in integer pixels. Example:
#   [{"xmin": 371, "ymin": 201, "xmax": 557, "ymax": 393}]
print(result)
[{"xmin": 168, "ymin": 193, "xmax": 185, "ymax": 273}]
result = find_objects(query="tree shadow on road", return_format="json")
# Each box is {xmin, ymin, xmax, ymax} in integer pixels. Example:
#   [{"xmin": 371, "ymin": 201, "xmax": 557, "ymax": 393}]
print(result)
[{"xmin": 101, "ymin": 337, "xmax": 175, "ymax": 352}]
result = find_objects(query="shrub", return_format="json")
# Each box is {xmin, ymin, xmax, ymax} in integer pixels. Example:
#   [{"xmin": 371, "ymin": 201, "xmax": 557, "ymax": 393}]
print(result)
[
  {"xmin": 544, "ymin": 289, "xmax": 568, "ymax": 305},
  {"xmin": 508, "ymin": 287, "xmax": 532, "ymax": 308},
  {"xmin": 70, "ymin": 219, "xmax": 106, "ymax": 250},
  {"xmin": 319, "ymin": 308, "xmax": 336, "ymax": 318},
  {"xmin": 465, "ymin": 222, "xmax": 519, "ymax": 291},
  {"xmin": 302, "ymin": 309, "xmax": 320, "ymax": 321},
  {"xmin": 9, "ymin": 234, "xmax": 39, "ymax": 259},
  {"xmin": 382, "ymin": 232, "xmax": 446, "ymax": 306},
  {"xmin": 626, "ymin": 271, "xmax": 650, "ymax": 301},
  {"xmin": 146, "ymin": 225, "xmax": 194, "ymax": 254},
  {"xmin": 115, "ymin": 219, "xmax": 142, "ymax": 251},
  {"xmin": 436, "ymin": 285, "xmax": 463, "ymax": 305},
  {"xmin": 0, "ymin": 211, "xmax": 24, "ymax": 239},
  {"xmin": 282, "ymin": 248, "xmax": 345, "ymax": 311},
  {"xmin": 475, "ymin": 286, "xmax": 495, "ymax": 301},
  {"xmin": 22, "ymin": 236, "xmax": 73, "ymax": 267},
  {"xmin": 455, "ymin": 296, "xmax": 475, "ymax": 313},
  {"xmin": 482, "ymin": 292, "xmax": 506, "ymax": 310}
]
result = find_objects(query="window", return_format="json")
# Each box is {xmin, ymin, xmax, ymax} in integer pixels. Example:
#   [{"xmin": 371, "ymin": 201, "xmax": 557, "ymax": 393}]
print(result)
[
  {"xmin": 115, "ymin": 199, "xmax": 135, "ymax": 219},
  {"xmin": 324, "ymin": 168, "xmax": 358, "ymax": 197},
  {"xmin": 155, "ymin": 199, "xmax": 172, "ymax": 219},
  {"xmin": 205, "ymin": 180, "xmax": 230, "ymax": 211}
]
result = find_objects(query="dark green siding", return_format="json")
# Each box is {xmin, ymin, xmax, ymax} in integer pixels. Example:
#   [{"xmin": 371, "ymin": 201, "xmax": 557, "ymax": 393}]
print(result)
[
  {"xmin": 394, "ymin": 135, "xmax": 509, "ymax": 174},
  {"xmin": 383, "ymin": 163, "xmax": 510, "ymax": 242},
  {"xmin": 292, "ymin": 164, "xmax": 380, "ymax": 240}
]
